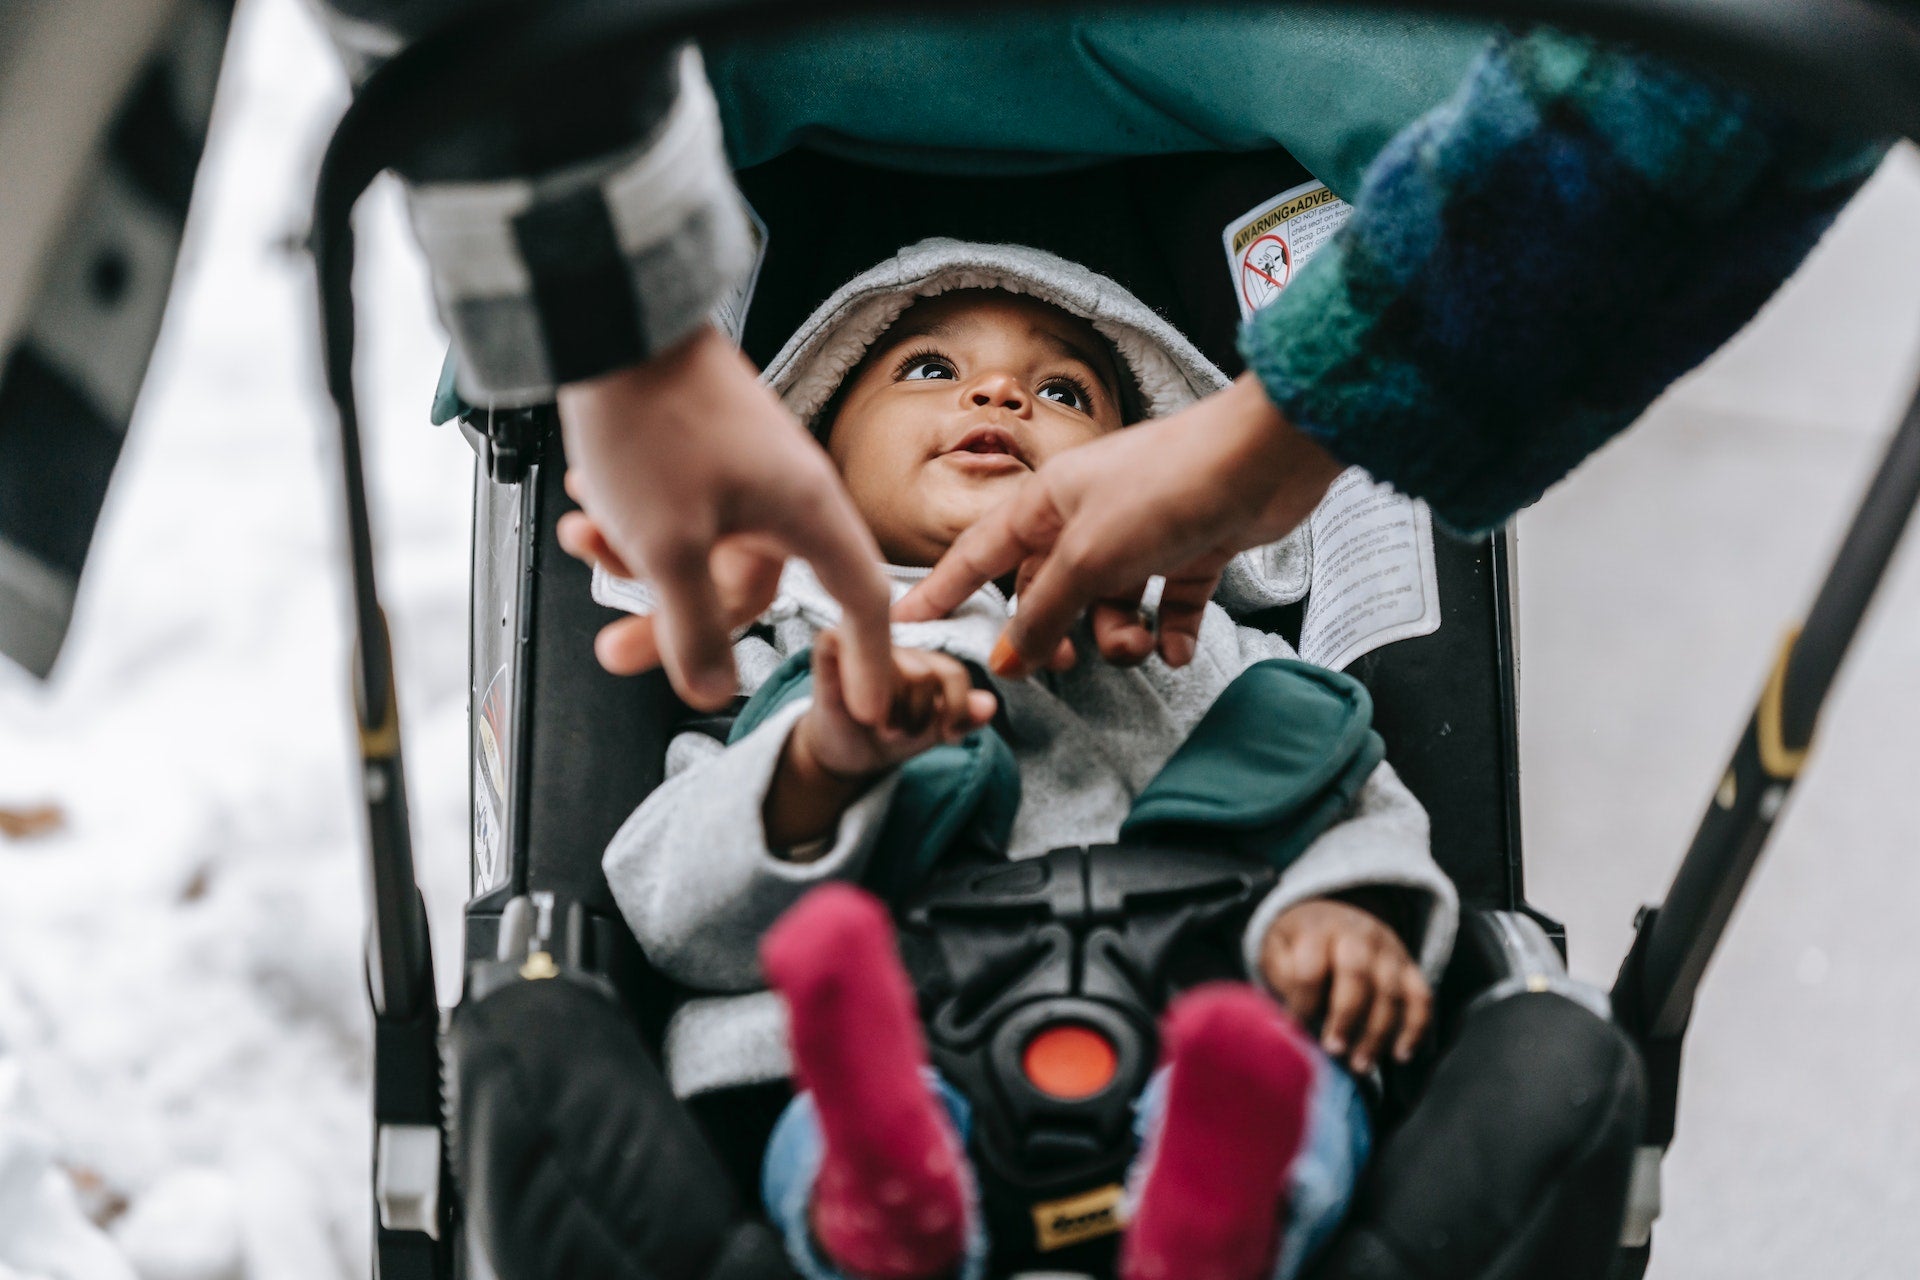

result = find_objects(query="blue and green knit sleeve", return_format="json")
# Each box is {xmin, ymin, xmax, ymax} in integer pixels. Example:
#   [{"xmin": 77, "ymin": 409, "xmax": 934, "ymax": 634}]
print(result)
[{"xmin": 1239, "ymin": 29, "xmax": 1889, "ymax": 533}]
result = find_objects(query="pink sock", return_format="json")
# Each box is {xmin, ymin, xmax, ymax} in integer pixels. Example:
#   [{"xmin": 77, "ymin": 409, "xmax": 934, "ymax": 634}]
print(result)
[
  {"xmin": 761, "ymin": 885, "xmax": 968, "ymax": 1280},
  {"xmin": 1120, "ymin": 984, "xmax": 1316, "ymax": 1280}
]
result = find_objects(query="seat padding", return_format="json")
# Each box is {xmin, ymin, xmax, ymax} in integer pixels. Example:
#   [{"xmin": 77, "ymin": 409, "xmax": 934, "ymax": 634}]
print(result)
[
  {"xmin": 449, "ymin": 976, "xmax": 794, "ymax": 1280},
  {"xmin": 1308, "ymin": 993, "xmax": 1645, "ymax": 1280}
]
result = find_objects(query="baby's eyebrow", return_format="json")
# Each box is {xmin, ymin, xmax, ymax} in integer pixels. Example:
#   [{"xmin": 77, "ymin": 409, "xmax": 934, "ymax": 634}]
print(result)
[
  {"xmin": 879, "ymin": 314, "xmax": 955, "ymax": 348},
  {"xmin": 1033, "ymin": 325, "xmax": 1120, "ymax": 390}
]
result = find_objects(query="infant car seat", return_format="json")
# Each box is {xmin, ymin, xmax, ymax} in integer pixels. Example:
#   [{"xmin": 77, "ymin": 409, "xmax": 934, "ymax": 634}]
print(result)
[
  {"xmin": 302, "ymin": 4, "xmax": 1920, "ymax": 1280},
  {"xmin": 432, "ymin": 142, "xmax": 1645, "ymax": 1280}
]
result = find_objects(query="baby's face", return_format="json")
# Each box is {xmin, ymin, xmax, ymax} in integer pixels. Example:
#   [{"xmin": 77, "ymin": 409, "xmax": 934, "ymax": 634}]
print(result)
[{"xmin": 824, "ymin": 291, "xmax": 1128, "ymax": 566}]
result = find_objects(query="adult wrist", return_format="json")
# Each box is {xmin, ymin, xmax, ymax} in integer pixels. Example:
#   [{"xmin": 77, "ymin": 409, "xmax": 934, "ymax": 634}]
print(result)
[{"xmin": 1219, "ymin": 373, "xmax": 1345, "ymax": 542}]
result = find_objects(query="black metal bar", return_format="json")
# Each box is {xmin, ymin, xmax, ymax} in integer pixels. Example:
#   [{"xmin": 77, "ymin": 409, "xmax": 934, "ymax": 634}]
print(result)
[
  {"xmin": 1489, "ymin": 527, "xmax": 1527, "ymax": 908},
  {"xmin": 309, "ymin": 207, "xmax": 433, "ymax": 1024},
  {"xmin": 1614, "ymin": 372, "xmax": 1920, "ymax": 1053},
  {"xmin": 1782, "ymin": 401, "xmax": 1920, "ymax": 745}
]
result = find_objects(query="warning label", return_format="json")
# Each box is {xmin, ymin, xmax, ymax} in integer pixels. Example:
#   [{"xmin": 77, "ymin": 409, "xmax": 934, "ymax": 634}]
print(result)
[
  {"xmin": 1221, "ymin": 180, "xmax": 1354, "ymax": 320},
  {"xmin": 1298, "ymin": 469, "xmax": 1442, "ymax": 672}
]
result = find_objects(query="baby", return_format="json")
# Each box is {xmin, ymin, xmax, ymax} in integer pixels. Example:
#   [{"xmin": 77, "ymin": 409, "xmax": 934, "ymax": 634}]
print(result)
[{"xmin": 568, "ymin": 241, "xmax": 1459, "ymax": 1280}]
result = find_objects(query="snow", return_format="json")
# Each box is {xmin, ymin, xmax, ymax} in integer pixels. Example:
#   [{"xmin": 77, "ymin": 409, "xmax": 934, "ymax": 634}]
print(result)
[{"xmin": 0, "ymin": 0, "xmax": 469, "ymax": 1276}]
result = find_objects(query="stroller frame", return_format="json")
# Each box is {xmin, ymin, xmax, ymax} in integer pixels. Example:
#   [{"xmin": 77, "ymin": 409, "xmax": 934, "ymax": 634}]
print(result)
[{"xmin": 306, "ymin": 3, "xmax": 1920, "ymax": 1277}]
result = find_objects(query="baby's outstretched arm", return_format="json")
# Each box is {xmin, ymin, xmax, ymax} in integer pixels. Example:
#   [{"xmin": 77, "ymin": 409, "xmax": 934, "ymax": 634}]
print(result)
[
  {"xmin": 1259, "ymin": 898, "xmax": 1433, "ymax": 1074},
  {"xmin": 766, "ymin": 631, "xmax": 997, "ymax": 853}
]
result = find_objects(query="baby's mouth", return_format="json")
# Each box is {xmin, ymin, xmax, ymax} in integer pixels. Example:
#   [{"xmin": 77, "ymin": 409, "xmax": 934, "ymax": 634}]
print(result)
[{"xmin": 942, "ymin": 426, "xmax": 1030, "ymax": 470}]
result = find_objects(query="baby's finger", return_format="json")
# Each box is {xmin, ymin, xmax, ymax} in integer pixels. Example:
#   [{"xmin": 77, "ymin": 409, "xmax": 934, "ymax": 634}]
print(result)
[
  {"xmin": 964, "ymin": 689, "xmax": 998, "ymax": 727},
  {"xmin": 1394, "ymin": 972, "xmax": 1434, "ymax": 1063},
  {"xmin": 1351, "ymin": 959, "xmax": 1407, "ymax": 1073},
  {"xmin": 892, "ymin": 651, "xmax": 938, "ymax": 737},
  {"xmin": 1045, "ymin": 636, "xmax": 1078, "ymax": 672},
  {"xmin": 1321, "ymin": 934, "xmax": 1376, "ymax": 1057},
  {"xmin": 936, "ymin": 659, "xmax": 980, "ymax": 738}
]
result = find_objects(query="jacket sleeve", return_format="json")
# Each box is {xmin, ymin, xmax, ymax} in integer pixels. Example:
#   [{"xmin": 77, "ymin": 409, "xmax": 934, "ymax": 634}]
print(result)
[
  {"xmin": 1228, "ymin": 621, "xmax": 1459, "ymax": 983},
  {"xmin": 601, "ymin": 698, "xmax": 902, "ymax": 992},
  {"xmin": 1239, "ymin": 759, "xmax": 1459, "ymax": 986},
  {"xmin": 315, "ymin": 3, "xmax": 755, "ymax": 405},
  {"xmin": 1239, "ymin": 26, "xmax": 1890, "ymax": 533}
]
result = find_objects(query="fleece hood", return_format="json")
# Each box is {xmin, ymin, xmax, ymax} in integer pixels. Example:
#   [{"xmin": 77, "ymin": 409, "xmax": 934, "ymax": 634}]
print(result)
[{"xmin": 763, "ymin": 238, "xmax": 1310, "ymax": 610}]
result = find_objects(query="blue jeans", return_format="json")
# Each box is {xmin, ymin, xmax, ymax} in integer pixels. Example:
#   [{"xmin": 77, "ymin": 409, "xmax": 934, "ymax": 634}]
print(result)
[{"xmin": 762, "ymin": 1057, "xmax": 1370, "ymax": 1280}]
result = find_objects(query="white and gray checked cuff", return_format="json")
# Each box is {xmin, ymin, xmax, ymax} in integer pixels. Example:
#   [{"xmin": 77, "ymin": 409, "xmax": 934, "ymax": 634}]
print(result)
[{"xmin": 406, "ymin": 45, "xmax": 755, "ymax": 407}]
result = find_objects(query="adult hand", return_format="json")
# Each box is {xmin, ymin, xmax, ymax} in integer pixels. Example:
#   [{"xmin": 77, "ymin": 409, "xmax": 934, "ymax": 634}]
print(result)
[
  {"xmin": 893, "ymin": 373, "xmax": 1343, "ymax": 675},
  {"xmin": 556, "ymin": 323, "xmax": 893, "ymax": 720}
]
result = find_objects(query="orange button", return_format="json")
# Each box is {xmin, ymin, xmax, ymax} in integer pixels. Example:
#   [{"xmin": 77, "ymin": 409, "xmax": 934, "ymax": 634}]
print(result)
[{"xmin": 1022, "ymin": 1024, "xmax": 1118, "ymax": 1099}]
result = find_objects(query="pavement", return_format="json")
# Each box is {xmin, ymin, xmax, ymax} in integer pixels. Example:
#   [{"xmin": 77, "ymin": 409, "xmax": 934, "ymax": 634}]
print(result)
[{"xmin": 1517, "ymin": 145, "xmax": 1920, "ymax": 1279}]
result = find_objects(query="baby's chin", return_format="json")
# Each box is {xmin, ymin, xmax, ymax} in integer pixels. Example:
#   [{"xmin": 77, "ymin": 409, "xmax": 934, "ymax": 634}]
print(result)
[{"xmin": 880, "ymin": 476, "xmax": 1021, "ymax": 566}]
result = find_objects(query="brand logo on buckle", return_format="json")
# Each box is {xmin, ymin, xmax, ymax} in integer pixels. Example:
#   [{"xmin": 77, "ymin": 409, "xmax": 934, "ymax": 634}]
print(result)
[{"xmin": 1031, "ymin": 1183, "xmax": 1127, "ymax": 1251}]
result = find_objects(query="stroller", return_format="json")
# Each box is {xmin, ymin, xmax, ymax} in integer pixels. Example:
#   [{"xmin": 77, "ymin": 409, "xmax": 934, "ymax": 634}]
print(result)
[{"xmin": 307, "ymin": 3, "xmax": 1920, "ymax": 1278}]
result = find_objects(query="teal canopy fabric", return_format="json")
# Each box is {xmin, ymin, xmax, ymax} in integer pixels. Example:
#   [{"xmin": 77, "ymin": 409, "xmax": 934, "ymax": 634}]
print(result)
[{"xmin": 708, "ymin": 8, "xmax": 1492, "ymax": 197}]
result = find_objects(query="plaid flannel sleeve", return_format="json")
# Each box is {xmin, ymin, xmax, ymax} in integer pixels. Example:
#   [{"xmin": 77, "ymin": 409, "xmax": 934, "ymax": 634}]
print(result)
[
  {"xmin": 367, "ymin": 41, "xmax": 754, "ymax": 407},
  {"xmin": 1239, "ymin": 28, "xmax": 1890, "ymax": 533}
]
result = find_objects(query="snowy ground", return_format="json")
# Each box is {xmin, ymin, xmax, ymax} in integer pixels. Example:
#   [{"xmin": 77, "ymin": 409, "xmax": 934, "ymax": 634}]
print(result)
[
  {"xmin": 1, "ymin": 2, "xmax": 1918, "ymax": 1277},
  {"xmin": 0, "ymin": 3, "xmax": 468, "ymax": 1276}
]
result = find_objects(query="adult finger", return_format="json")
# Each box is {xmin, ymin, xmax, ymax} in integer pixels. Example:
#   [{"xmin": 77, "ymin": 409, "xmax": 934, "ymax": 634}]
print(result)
[
  {"xmin": 594, "ymin": 616, "xmax": 662, "ymax": 675},
  {"xmin": 812, "ymin": 628, "xmax": 848, "ymax": 719},
  {"xmin": 770, "ymin": 478, "xmax": 895, "ymax": 727},
  {"xmin": 1153, "ymin": 561, "xmax": 1227, "ymax": 669},
  {"xmin": 995, "ymin": 527, "xmax": 1127, "ymax": 675},
  {"xmin": 1321, "ymin": 933, "xmax": 1377, "ymax": 1058},
  {"xmin": 895, "ymin": 482, "xmax": 1063, "ymax": 624},
  {"xmin": 645, "ymin": 534, "xmax": 738, "ymax": 710},
  {"xmin": 709, "ymin": 540, "xmax": 786, "ymax": 628},
  {"xmin": 1352, "ymin": 959, "xmax": 1407, "ymax": 1073},
  {"xmin": 1090, "ymin": 598, "xmax": 1154, "ymax": 666},
  {"xmin": 1017, "ymin": 561, "xmax": 1082, "ymax": 672},
  {"xmin": 1395, "ymin": 971, "xmax": 1434, "ymax": 1063},
  {"xmin": 556, "ymin": 510, "xmax": 635, "ymax": 579}
]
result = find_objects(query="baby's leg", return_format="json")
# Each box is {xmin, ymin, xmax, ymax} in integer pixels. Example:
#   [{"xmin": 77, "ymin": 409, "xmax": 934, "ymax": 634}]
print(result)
[
  {"xmin": 1268, "ymin": 1056, "xmax": 1372, "ymax": 1280},
  {"xmin": 1120, "ymin": 984, "xmax": 1318, "ymax": 1280},
  {"xmin": 761, "ymin": 885, "xmax": 974, "ymax": 1280}
]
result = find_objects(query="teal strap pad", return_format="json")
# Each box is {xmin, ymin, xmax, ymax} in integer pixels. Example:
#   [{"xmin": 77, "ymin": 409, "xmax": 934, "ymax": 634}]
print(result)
[{"xmin": 1121, "ymin": 659, "xmax": 1384, "ymax": 872}]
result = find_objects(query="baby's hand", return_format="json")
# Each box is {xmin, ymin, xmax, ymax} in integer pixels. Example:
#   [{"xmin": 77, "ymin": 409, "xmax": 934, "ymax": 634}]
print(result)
[
  {"xmin": 1259, "ymin": 898, "xmax": 1432, "ymax": 1073},
  {"xmin": 792, "ymin": 631, "xmax": 998, "ymax": 783}
]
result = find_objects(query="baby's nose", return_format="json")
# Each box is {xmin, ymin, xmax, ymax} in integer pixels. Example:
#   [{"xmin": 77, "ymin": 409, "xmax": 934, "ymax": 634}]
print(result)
[{"xmin": 968, "ymin": 372, "xmax": 1027, "ymax": 412}]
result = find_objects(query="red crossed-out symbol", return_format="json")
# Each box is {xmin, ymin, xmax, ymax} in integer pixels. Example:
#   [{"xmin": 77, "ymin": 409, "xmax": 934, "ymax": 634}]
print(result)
[{"xmin": 1239, "ymin": 233, "xmax": 1292, "ymax": 312}]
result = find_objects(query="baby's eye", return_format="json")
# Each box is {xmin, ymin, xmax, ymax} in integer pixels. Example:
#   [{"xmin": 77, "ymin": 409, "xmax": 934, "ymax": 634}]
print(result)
[
  {"xmin": 900, "ymin": 356, "xmax": 956, "ymax": 382},
  {"xmin": 1038, "ymin": 379, "xmax": 1091, "ymax": 413}
]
